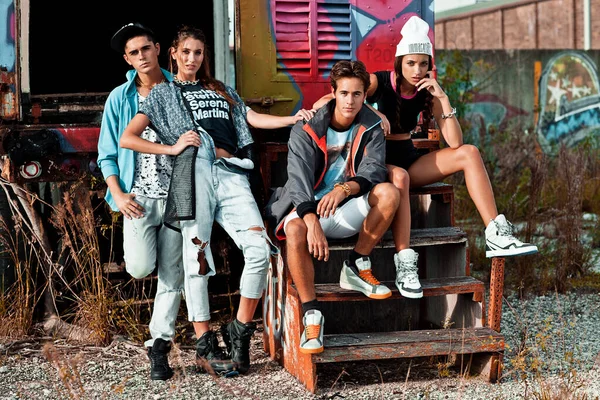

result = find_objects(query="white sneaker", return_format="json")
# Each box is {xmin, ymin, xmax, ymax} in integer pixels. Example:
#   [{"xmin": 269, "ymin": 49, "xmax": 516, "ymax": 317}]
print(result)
[
  {"xmin": 485, "ymin": 214, "xmax": 538, "ymax": 258},
  {"xmin": 339, "ymin": 257, "xmax": 391, "ymax": 299},
  {"xmin": 300, "ymin": 310, "xmax": 324, "ymax": 354},
  {"xmin": 394, "ymin": 249, "xmax": 423, "ymax": 299}
]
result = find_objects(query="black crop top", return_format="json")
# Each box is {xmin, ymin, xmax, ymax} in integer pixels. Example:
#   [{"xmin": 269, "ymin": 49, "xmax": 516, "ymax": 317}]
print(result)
[
  {"xmin": 366, "ymin": 70, "xmax": 427, "ymax": 133},
  {"xmin": 177, "ymin": 82, "xmax": 238, "ymax": 154}
]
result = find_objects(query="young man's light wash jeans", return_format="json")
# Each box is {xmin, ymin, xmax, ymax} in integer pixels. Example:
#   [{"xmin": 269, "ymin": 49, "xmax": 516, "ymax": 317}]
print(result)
[
  {"xmin": 180, "ymin": 132, "xmax": 274, "ymax": 322},
  {"xmin": 123, "ymin": 196, "xmax": 184, "ymax": 348}
]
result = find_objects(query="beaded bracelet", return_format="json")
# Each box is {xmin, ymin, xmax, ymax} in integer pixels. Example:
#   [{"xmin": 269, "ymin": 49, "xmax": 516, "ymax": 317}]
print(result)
[
  {"xmin": 334, "ymin": 182, "xmax": 351, "ymax": 197},
  {"xmin": 441, "ymin": 107, "xmax": 457, "ymax": 119}
]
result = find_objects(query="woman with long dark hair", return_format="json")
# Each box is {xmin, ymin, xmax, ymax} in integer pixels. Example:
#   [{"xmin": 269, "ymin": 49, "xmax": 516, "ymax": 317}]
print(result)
[
  {"xmin": 314, "ymin": 16, "xmax": 537, "ymax": 299},
  {"xmin": 121, "ymin": 25, "xmax": 314, "ymax": 376}
]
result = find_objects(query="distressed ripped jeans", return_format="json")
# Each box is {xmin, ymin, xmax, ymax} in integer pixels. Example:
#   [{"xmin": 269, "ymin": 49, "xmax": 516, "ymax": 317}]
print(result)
[
  {"xmin": 180, "ymin": 151, "xmax": 274, "ymax": 322},
  {"xmin": 123, "ymin": 196, "xmax": 184, "ymax": 347}
]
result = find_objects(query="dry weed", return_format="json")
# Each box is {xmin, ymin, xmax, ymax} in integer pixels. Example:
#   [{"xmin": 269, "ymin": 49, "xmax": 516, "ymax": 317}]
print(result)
[{"xmin": 0, "ymin": 194, "xmax": 44, "ymax": 338}]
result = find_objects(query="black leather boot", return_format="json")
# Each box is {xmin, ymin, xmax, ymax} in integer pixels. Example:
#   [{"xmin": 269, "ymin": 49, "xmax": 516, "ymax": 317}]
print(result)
[
  {"xmin": 216, "ymin": 318, "xmax": 257, "ymax": 375},
  {"xmin": 195, "ymin": 330, "xmax": 228, "ymax": 373},
  {"xmin": 147, "ymin": 338, "xmax": 174, "ymax": 381}
]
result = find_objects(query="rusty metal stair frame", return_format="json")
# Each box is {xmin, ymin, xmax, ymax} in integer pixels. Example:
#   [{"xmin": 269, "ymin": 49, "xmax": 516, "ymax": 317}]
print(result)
[
  {"xmin": 261, "ymin": 232, "xmax": 501, "ymax": 392},
  {"xmin": 262, "ymin": 254, "xmax": 502, "ymax": 393},
  {"xmin": 259, "ymin": 129, "xmax": 507, "ymax": 392},
  {"xmin": 488, "ymin": 257, "xmax": 505, "ymax": 332}
]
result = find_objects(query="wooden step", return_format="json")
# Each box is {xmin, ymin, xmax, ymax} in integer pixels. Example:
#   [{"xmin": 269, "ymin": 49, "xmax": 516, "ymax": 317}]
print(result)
[
  {"xmin": 413, "ymin": 138, "xmax": 441, "ymax": 150},
  {"xmin": 409, "ymin": 182, "xmax": 453, "ymax": 195},
  {"xmin": 309, "ymin": 276, "xmax": 484, "ymax": 302},
  {"xmin": 327, "ymin": 226, "xmax": 467, "ymax": 251},
  {"xmin": 313, "ymin": 327, "xmax": 503, "ymax": 364}
]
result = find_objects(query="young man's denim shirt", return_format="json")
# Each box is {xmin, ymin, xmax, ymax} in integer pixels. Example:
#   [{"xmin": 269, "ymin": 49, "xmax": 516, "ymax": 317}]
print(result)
[{"xmin": 97, "ymin": 68, "xmax": 174, "ymax": 211}]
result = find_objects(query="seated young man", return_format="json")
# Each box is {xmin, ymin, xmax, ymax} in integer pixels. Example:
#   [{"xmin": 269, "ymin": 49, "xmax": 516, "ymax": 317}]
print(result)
[{"xmin": 265, "ymin": 60, "xmax": 401, "ymax": 354}]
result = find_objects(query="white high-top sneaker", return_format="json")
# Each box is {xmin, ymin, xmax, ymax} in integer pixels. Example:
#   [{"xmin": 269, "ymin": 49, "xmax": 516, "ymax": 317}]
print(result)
[
  {"xmin": 339, "ymin": 257, "xmax": 391, "ymax": 299},
  {"xmin": 485, "ymin": 214, "xmax": 538, "ymax": 258},
  {"xmin": 394, "ymin": 248, "xmax": 423, "ymax": 298},
  {"xmin": 299, "ymin": 309, "xmax": 324, "ymax": 354}
]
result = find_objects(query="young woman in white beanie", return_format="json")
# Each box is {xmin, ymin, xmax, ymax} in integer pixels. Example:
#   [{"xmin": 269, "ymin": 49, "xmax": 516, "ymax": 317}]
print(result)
[{"xmin": 314, "ymin": 16, "xmax": 537, "ymax": 297}]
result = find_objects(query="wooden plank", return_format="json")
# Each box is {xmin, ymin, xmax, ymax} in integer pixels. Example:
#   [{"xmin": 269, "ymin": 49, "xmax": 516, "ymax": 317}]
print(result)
[
  {"xmin": 328, "ymin": 227, "xmax": 467, "ymax": 251},
  {"xmin": 310, "ymin": 276, "xmax": 484, "ymax": 302},
  {"xmin": 313, "ymin": 327, "xmax": 504, "ymax": 363},
  {"xmin": 379, "ymin": 227, "xmax": 467, "ymax": 249},
  {"xmin": 409, "ymin": 182, "xmax": 453, "ymax": 196},
  {"xmin": 413, "ymin": 139, "xmax": 440, "ymax": 150}
]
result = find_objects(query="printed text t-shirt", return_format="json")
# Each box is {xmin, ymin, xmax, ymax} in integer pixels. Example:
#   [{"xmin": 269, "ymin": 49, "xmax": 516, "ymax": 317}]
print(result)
[{"xmin": 177, "ymin": 82, "xmax": 238, "ymax": 154}]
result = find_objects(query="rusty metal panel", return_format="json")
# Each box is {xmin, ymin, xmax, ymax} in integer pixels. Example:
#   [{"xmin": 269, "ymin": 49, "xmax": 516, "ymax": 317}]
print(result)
[
  {"xmin": 0, "ymin": 126, "xmax": 101, "ymax": 182},
  {"xmin": 488, "ymin": 257, "xmax": 506, "ymax": 333}
]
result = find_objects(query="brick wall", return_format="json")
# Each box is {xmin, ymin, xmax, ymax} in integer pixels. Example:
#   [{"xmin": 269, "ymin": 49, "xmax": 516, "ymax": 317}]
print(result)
[
  {"xmin": 592, "ymin": 0, "xmax": 600, "ymax": 47},
  {"xmin": 504, "ymin": 4, "xmax": 537, "ymax": 48},
  {"xmin": 435, "ymin": 0, "xmax": 600, "ymax": 50},
  {"xmin": 473, "ymin": 11, "xmax": 503, "ymax": 49}
]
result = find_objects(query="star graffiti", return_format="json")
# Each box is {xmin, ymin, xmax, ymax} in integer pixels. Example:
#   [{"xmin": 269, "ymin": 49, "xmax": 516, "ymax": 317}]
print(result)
[
  {"xmin": 547, "ymin": 80, "xmax": 567, "ymax": 104},
  {"xmin": 569, "ymin": 84, "xmax": 587, "ymax": 99}
]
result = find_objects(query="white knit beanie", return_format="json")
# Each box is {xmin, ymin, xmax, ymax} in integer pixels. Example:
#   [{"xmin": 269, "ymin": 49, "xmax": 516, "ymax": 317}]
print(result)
[{"xmin": 395, "ymin": 16, "xmax": 433, "ymax": 57}]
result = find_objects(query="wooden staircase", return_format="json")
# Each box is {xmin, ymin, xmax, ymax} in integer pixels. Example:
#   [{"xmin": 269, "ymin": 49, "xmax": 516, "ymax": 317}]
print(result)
[{"xmin": 260, "ymin": 132, "xmax": 507, "ymax": 393}]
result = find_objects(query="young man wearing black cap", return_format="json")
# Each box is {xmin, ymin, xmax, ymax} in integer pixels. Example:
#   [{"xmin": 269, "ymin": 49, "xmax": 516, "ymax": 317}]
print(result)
[{"xmin": 98, "ymin": 23, "xmax": 188, "ymax": 381}]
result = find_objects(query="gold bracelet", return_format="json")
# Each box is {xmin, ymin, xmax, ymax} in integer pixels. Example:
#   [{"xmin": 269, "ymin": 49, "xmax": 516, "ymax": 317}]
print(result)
[{"xmin": 334, "ymin": 182, "xmax": 351, "ymax": 197}]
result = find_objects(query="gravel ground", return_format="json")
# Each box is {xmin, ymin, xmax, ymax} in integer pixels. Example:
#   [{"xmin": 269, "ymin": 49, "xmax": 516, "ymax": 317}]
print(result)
[{"xmin": 1, "ymin": 291, "xmax": 600, "ymax": 399}]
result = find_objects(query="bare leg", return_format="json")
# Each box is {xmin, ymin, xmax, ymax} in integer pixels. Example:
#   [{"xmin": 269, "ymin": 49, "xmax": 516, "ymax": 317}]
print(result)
[
  {"xmin": 387, "ymin": 165, "xmax": 411, "ymax": 251},
  {"xmin": 193, "ymin": 321, "xmax": 210, "ymax": 337},
  {"xmin": 355, "ymin": 182, "xmax": 401, "ymax": 254},
  {"xmin": 236, "ymin": 296, "xmax": 260, "ymax": 324},
  {"xmin": 285, "ymin": 218, "xmax": 316, "ymax": 302},
  {"xmin": 408, "ymin": 144, "xmax": 498, "ymax": 225}
]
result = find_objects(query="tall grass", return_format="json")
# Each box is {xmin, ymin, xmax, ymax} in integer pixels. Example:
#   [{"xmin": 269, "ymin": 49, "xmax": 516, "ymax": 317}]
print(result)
[
  {"xmin": 0, "ymin": 214, "xmax": 44, "ymax": 338},
  {"xmin": 0, "ymin": 179, "xmax": 148, "ymax": 344}
]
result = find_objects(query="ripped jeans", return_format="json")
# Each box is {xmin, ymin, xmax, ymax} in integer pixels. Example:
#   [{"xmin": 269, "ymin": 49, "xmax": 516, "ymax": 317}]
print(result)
[
  {"xmin": 123, "ymin": 196, "xmax": 184, "ymax": 347},
  {"xmin": 180, "ymin": 146, "xmax": 273, "ymax": 322}
]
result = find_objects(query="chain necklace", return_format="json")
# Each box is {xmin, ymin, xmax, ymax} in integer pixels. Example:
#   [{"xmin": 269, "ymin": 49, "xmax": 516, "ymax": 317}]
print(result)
[
  {"xmin": 135, "ymin": 74, "xmax": 166, "ymax": 89},
  {"xmin": 174, "ymin": 76, "xmax": 200, "ymax": 86}
]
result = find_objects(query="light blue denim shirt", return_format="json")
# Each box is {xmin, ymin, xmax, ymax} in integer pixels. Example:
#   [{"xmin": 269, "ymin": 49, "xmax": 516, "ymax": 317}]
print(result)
[{"xmin": 97, "ymin": 68, "xmax": 173, "ymax": 211}]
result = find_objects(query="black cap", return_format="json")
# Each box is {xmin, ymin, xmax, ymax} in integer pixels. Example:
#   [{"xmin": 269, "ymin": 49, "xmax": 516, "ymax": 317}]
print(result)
[{"xmin": 110, "ymin": 22, "xmax": 155, "ymax": 53}]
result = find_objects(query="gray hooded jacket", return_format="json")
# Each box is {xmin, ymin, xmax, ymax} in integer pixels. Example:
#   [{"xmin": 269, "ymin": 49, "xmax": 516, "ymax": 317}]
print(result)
[{"xmin": 265, "ymin": 100, "xmax": 387, "ymax": 240}]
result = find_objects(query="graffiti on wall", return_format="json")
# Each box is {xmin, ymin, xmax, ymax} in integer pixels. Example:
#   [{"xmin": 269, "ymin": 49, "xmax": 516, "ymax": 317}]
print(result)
[
  {"xmin": 267, "ymin": 0, "xmax": 434, "ymax": 108},
  {"xmin": 0, "ymin": 0, "xmax": 15, "ymax": 72},
  {"xmin": 466, "ymin": 93, "xmax": 528, "ymax": 146},
  {"xmin": 537, "ymin": 51, "xmax": 600, "ymax": 150},
  {"xmin": 435, "ymin": 50, "xmax": 600, "ymax": 152}
]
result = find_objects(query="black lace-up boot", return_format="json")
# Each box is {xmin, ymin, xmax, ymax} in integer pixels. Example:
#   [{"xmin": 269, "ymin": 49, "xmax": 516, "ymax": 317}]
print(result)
[
  {"xmin": 215, "ymin": 318, "xmax": 257, "ymax": 375},
  {"xmin": 147, "ymin": 338, "xmax": 174, "ymax": 380},
  {"xmin": 195, "ymin": 330, "xmax": 228, "ymax": 373}
]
